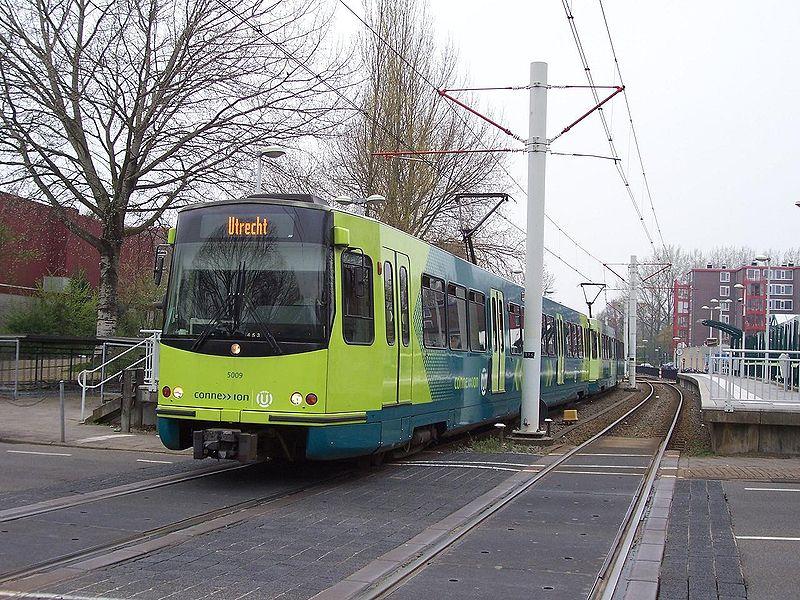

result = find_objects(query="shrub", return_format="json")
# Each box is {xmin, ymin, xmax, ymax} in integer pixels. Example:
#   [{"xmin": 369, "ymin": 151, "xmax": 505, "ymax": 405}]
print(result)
[{"xmin": 4, "ymin": 273, "xmax": 97, "ymax": 337}]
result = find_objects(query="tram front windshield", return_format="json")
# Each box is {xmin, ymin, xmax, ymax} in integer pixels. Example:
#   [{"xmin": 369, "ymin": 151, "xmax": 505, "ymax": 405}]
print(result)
[{"xmin": 163, "ymin": 203, "xmax": 332, "ymax": 350}]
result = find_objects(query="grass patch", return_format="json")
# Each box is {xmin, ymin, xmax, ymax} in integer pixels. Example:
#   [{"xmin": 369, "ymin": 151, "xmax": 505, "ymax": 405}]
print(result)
[{"xmin": 460, "ymin": 434, "xmax": 540, "ymax": 455}]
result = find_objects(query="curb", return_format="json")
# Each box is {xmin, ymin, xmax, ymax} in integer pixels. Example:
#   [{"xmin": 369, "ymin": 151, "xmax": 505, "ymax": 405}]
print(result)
[{"xmin": 613, "ymin": 450, "xmax": 680, "ymax": 599}]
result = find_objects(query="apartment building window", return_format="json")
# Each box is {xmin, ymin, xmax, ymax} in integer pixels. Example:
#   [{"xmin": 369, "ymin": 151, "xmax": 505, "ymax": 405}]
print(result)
[
  {"xmin": 721, "ymin": 301, "xmax": 729, "ymax": 312},
  {"xmin": 719, "ymin": 285, "xmax": 729, "ymax": 297},
  {"xmin": 768, "ymin": 269, "xmax": 792, "ymax": 280},
  {"xmin": 677, "ymin": 301, "xmax": 689, "ymax": 313},
  {"xmin": 720, "ymin": 271, "xmax": 730, "ymax": 282},
  {"xmin": 747, "ymin": 268, "xmax": 760, "ymax": 280},
  {"xmin": 768, "ymin": 299, "xmax": 793, "ymax": 311},
  {"xmin": 721, "ymin": 314, "xmax": 729, "ymax": 324},
  {"xmin": 769, "ymin": 284, "xmax": 793, "ymax": 296}
]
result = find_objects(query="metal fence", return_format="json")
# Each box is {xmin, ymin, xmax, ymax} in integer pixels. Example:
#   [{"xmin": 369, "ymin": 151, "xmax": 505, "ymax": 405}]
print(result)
[
  {"xmin": 709, "ymin": 348, "xmax": 800, "ymax": 411},
  {"xmin": 0, "ymin": 334, "xmax": 145, "ymax": 400}
]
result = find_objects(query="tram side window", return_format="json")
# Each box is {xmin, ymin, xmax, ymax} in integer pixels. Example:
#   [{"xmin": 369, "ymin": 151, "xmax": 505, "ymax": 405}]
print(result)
[
  {"xmin": 576, "ymin": 325, "xmax": 584, "ymax": 358},
  {"xmin": 567, "ymin": 323, "xmax": 575, "ymax": 358},
  {"xmin": 422, "ymin": 274, "xmax": 446, "ymax": 348},
  {"xmin": 509, "ymin": 303, "xmax": 523, "ymax": 355},
  {"xmin": 542, "ymin": 314, "xmax": 556, "ymax": 356},
  {"xmin": 447, "ymin": 283, "xmax": 468, "ymax": 351},
  {"xmin": 468, "ymin": 291, "xmax": 487, "ymax": 351},
  {"xmin": 384, "ymin": 261, "xmax": 395, "ymax": 346},
  {"xmin": 399, "ymin": 266, "xmax": 410, "ymax": 347},
  {"xmin": 342, "ymin": 251, "xmax": 374, "ymax": 345}
]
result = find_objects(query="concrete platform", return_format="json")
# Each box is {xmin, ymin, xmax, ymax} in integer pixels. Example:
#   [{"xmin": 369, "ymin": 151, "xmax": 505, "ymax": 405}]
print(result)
[{"xmin": 678, "ymin": 374, "xmax": 800, "ymax": 454}]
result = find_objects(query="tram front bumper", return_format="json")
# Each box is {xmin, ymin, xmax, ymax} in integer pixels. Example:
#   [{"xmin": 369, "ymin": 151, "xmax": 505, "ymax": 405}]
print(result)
[{"xmin": 193, "ymin": 428, "xmax": 258, "ymax": 462}]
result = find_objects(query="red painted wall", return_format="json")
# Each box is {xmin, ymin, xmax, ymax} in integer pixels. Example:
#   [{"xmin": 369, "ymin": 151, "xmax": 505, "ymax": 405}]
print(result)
[{"xmin": 0, "ymin": 192, "xmax": 165, "ymax": 292}]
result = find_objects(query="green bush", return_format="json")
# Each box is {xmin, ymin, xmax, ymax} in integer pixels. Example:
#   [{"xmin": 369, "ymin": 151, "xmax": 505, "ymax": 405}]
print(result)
[{"xmin": 4, "ymin": 273, "xmax": 97, "ymax": 337}]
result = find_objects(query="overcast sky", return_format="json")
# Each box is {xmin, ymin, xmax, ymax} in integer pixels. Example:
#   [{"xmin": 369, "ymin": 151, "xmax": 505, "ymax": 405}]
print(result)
[{"xmin": 335, "ymin": 1, "xmax": 800, "ymax": 313}]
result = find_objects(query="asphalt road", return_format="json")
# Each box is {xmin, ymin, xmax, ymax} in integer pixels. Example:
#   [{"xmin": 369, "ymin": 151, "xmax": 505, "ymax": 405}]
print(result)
[
  {"xmin": 724, "ymin": 480, "xmax": 800, "ymax": 600},
  {"xmin": 0, "ymin": 440, "xmax": 197, "ymax": 495}
]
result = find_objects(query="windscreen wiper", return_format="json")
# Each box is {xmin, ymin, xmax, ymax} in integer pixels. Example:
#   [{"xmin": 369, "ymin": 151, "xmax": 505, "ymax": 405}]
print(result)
[{"xmin": 190, "ymin": 281, "xmax": 237, "ymax": 351}]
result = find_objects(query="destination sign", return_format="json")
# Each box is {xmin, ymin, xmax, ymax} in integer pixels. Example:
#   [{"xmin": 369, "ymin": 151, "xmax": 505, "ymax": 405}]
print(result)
[{"xmin": 227, "ymin": 216, "xmax": 269, "ymax": 236}]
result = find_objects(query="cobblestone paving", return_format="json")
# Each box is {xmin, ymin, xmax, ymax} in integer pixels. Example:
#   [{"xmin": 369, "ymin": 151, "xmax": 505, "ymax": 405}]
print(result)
[
  {"xmin": 659, "ymin": 480, "xmax": 747, "ymax": 600},
  {"xmin": 0, "ymin": 460, "xmax": 227, "ymax": 510},
  {"xmin": 678, "ymin": 456, "xmax": 800, "ymax": 480},
  {"xmin": 42, "ymin": 454, "xmax": 539, "ymax": 600}
]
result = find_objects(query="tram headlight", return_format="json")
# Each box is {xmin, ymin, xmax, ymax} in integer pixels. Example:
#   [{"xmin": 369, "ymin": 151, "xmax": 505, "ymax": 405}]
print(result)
[
  {"xmin": 290, "ymin": 391, "xmax": 303, "ymax": 406},
  {"xmin": 173, "ymin": 386, "xmax": 184, "ymax": 399},
  {"xmin": 230, "ymin": 343, "xmax": 241, "ymax": 355}
]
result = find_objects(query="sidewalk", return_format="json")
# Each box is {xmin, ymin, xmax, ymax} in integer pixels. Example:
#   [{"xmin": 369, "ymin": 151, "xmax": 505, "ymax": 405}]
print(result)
[{"xmin": 0, "ymin": 389, "xmax": 186, "ymax": 454}]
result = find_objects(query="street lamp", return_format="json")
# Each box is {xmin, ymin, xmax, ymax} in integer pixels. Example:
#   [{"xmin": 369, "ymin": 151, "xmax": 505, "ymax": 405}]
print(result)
[
  {"xmin": 673, "ymin": 335, "xmax": 682, "ymax": 370},
  {"xmin": 754, "ymin": 254, "xmax": 771, "ymax": 355},
  {"xmin": 254, "ymin": 146, "xmax": 286, "ymax": 193},
  {"xmin": 334, "ymin": 194, "xmax": 387, "ymax": 217}
]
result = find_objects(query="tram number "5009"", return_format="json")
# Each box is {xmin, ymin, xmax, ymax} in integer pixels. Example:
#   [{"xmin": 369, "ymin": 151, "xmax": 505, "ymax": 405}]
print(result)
[{"xmin": 227, "ymin": 372, "xmax": 244, "ymax": 379}]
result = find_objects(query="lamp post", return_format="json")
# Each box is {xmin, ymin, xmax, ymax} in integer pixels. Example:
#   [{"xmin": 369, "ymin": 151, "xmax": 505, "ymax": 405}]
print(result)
[
  {"xmin": 673, "ymin": 335, "xmax": 682, "ymax": 369},
  {"xmin": 734, "ymin": 282, "xmax": 746, "ymax": 346},
  {"xmin": 254, "ymin": 146, "xmax": 286, "ymax": 193},
  {"xmin": 334, "ymin": 194, "xmax": 387, "ymax": 217},
  {"xmin": 754, "ymin": 255, "xmax": 771, "ymax": 356}
]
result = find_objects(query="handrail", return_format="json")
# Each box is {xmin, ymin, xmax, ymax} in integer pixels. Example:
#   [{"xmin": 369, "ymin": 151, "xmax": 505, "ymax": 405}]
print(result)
[{"xmin": 77, "ymin": 331, "xmax": 161, "ymax": 421}]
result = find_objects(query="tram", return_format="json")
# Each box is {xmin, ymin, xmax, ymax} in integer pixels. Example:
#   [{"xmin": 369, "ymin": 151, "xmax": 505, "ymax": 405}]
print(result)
[{"xmin": 154, "ymin": 194, "xmax": 624, "ymax": 461}]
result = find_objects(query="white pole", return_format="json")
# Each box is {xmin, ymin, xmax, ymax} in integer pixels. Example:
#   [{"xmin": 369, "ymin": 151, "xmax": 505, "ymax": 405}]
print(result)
[
  {"xmin": 623, "ymin": 293, "xmax": 629, "ymax": 380},
  {"xmin": 255, "ymin": 155, "xmax": 263, "ymax": 193},
  {"xmin": 627, "ymin": 255, "xmax": 638, "ymax": 389},
  {"xmin": 764, "ymin": 260, "xmax": 771, "ymax": 380},
  {"xmin": 518, "ymin": 62, "xmax": 548, "ymax": 435}
]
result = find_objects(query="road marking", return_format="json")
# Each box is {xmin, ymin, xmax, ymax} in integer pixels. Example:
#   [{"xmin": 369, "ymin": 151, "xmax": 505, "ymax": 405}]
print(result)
[
  {"xmin": 736, "ymin": 535, "xmax": 800, "ymax": 541},
  {"xmin": 555, "ymin": 470, "xmax": 642, "ymax": 476},
  {"xmin": 744, "ymin": 487, "xmax": 800, "ymax": 492},
  {"xmin": 6, "ymin": 450, "xmax": 72, "ymax": 457},
  {"xmin": 75, "ymin": 434, "xmax": 135, "ymax": 443},
  {"xmin": 564, "ymin": 464, "xmax": 648, "ymax": 469},
  {"xmin": 136, "ymin": 459, "xmax": 173, "ymax": 464},
  {"xmin": 391, "ymin": 462, "xmax": 529, "ymax": 473},
  {"xmin": 577, "ymin": 453, "xmax": 652, "ymax": 457},
  {"xmin": 0, "ymin": 591, "xmax": 120, "ymax": 600},
  {"xmin": 403, "ymin": 460, "xmax": 537, "ymax": 468},
  {"xmin": 660, "ymin": 474, "xmax": 677, "ymax": 478}
]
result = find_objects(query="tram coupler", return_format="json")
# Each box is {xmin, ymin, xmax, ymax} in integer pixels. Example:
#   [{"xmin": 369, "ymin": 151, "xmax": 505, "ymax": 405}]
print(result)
[{"xmin": 193, "ymin": 429, "xmax": 258, "ymax": 462}]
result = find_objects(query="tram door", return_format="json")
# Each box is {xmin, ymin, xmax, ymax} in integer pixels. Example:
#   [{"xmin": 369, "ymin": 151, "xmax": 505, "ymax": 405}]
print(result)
[
  {"xmin": 490, "ymin": 289, "xmax": 506, "ymax": 393},
  {"xmin": 381, "ymin": 248, "xmax": 412, "ymax": 404},
  {"xmin": 555, "ymin": 314, "xmax": 565, "ymax": 385}
]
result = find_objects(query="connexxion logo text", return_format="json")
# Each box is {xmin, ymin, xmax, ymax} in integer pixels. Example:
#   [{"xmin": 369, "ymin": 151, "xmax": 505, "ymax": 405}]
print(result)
[{"xmin": 227, "ymin": 216, "xmax": 269, "ymax": 236}]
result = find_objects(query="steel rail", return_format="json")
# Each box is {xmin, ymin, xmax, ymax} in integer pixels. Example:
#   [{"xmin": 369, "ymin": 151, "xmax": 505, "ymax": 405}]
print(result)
[
  {"xmin": 357, "ymin": 382, "xmax": 657, "ymax": 600},
  {"xmin": 591, "ymin": 381, "xmax": 684, "ymax": 599},
  {"xmin": 0, "ymin": 468, "xmax": 354, "ymax": 586},
  {"xmin": 0, "ymin": 462, "xmax": 251, "ymax": 523}
]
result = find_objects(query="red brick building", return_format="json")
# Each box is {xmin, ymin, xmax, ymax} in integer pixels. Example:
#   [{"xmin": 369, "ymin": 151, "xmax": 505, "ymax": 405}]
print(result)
[
  {"xmin": 0, "ymin": 192, "xmax": 164, "ymax": 295},
  {"xmin": 673, "ymin": 261, "xmax": 800, "ymax": 349}
]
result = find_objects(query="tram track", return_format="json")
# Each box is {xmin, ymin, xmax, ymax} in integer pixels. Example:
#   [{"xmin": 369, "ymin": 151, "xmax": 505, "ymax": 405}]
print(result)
[
  {"xmin": 312, "ymin": 381, "xmax": 682, "ymax": 600},
  {"xmin": 0, "ymin": 463, "xmax": 356, "ymax": 591}
]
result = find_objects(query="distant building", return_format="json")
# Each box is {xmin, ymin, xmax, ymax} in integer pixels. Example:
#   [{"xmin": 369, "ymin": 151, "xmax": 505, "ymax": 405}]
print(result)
[
  {"xmin": 673, "ymin": 261, "xmax": 800, "ymax": 350},
  {"xmin": 0, "ymin": 192, "xmax": 164, "ymax": 322}
]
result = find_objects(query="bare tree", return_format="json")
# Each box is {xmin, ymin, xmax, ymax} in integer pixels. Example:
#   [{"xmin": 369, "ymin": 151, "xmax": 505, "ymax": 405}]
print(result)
[
  {"xmin": 328, "ymin": 0, "xmax": 521, "ymax": 274},
  {"xmin": 0, "ymin": 0, "xmax": 347, "ymax": 334}
]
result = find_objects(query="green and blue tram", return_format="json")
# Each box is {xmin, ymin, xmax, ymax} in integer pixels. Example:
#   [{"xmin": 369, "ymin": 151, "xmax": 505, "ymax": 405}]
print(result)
[{"xmin": 155, "ymin": 194, "xmax": 624, "ymax": 461}]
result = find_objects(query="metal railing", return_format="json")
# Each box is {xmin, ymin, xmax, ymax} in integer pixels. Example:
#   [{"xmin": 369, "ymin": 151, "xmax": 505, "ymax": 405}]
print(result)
[
  {"xmin": 0, "ymin": 338, "xmax": 20, "ymax": 397},
  {"xmin": 709, "ymin": 348, "xmax": 800, "ymax": 412},
  {"xmin": 76, "ymin": 330, "xmax": 161, "ymax": 421},
  {"xmin": 0, "ymin": 335, "xmax": 104, "ymax": 398}
]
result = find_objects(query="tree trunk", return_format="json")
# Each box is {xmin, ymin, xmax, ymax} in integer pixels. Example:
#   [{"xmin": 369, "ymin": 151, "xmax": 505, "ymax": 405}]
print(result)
[{"xmin": 96, "ymin": 245, "xmax": 121, "ymax": 337}]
